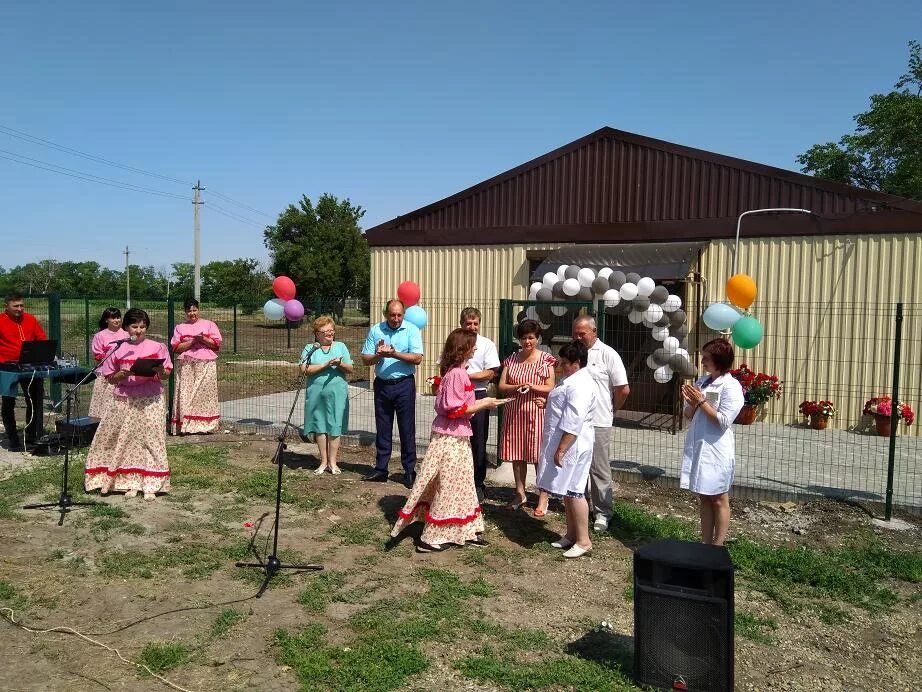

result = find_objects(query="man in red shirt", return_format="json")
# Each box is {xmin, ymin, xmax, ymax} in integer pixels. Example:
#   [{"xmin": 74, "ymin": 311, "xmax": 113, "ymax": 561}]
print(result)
[{"xmin": 1, "ymin": 293, "xmax": 48, "ymax": 451}]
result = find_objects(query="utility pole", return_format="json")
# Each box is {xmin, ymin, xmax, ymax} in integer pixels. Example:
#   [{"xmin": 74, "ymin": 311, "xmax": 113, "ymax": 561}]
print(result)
[
  {"xmin": 124, "ymin": 246, "xmax": 131, "ymax": 308},
  {"xmin": 193, "ymin": 180, "xmax": 204, "ymax": 301}
]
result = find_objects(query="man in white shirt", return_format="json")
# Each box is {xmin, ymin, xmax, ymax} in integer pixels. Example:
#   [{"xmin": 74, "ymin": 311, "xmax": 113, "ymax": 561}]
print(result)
[
  {"xmin": 572, "ymin": 315, "xmax": 630, "ymax": 531},
  {"xmin": 461, "ymin": 307, "xmax": 501, "ymax": 502}
]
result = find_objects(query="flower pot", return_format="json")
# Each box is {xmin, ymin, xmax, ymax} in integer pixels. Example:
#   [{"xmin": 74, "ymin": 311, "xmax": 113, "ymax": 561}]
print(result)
[
  {"xmin": 809, "ymin": 413, "xmax": 829, "ymax": 430},
  {"xmin": 735, "ymin": 404, "xmax": 758, "ymax": 425},
  {"xmin": 874, "ymin": 414, "xmax": 893, "ymax": 437},
  {"xmin": 430, "ymin": 383, "xmax": 439, "ymax": 396}
]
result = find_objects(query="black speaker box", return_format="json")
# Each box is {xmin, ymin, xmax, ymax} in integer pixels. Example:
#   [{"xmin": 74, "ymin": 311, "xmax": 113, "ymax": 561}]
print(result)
[
  {"xmin": 55, "ymin": 416, "xmax": 100, "ymax": 446},
  {"xmin": 633, "ymin": 538, "xmax": 734, "ymax": 691}
]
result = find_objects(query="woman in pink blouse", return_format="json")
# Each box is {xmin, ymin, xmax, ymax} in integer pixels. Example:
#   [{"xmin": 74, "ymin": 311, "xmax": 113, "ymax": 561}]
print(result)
[
  {"xmin": 390, "ymin": 328, "xmax": 501, "ymax": 552},
  {"xmin": 170, "ymin": 298, "xmax": 222, "ymax": 434},
  {"xmin": 88, "ymin": 307, "xmax": 128, "ymax": 420},
  {"xmin": 84, "ymin": 308, "xmax": 172, "ymax": 500}
]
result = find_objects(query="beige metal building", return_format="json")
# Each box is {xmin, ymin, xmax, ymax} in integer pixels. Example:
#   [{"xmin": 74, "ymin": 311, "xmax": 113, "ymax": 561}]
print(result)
[{"xmin": 365, "ymin": 128, "xmax": 922, "ymax": 435}]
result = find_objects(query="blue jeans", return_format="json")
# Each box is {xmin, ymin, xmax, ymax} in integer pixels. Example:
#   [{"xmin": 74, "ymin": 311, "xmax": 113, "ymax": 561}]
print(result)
[{"xmin": 373, "ymin": 376, "xmax": 417, "ymax": 475}]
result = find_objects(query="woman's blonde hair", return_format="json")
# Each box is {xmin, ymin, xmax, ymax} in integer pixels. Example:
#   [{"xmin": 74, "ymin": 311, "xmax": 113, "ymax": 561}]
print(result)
[{"xmin": 313, "ymin": 315, "xmax": 335, "ymax": 334}]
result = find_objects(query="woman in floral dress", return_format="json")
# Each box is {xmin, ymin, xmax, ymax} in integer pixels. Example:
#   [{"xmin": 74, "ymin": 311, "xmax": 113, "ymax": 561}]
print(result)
[
  {"xmin": 170, "ymin": 298, "xmax": 222, "ymax": 434},
  {"xmin": 88, "ymin": 307, "xmax": 128, "ymax": 420},
  {"xmin": 391, "ymin": 328, "xmax": 500, "ymax": 552},
  {"xmin": 498, "ymin": 319, "xmax": 556, "ymax": 515}
]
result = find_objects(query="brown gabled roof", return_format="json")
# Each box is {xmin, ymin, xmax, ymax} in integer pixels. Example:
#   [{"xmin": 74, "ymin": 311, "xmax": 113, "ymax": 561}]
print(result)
[{"xmin": 365, "ymin": 127, "xmax": 922, "ymax": 247}]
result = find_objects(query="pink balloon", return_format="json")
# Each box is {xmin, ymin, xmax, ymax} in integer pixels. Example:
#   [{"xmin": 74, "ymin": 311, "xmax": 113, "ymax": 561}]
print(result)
[
  {"xmin": 273, "ymin": 276, "xmax": 296, "ymax": 301},
  {"xmin": 283, "ymin": 299, "xmax": 304, "ymax": 321},
  {"xmin": 396, "ymin": 281, "xmax": 421, "ymax": 307}
]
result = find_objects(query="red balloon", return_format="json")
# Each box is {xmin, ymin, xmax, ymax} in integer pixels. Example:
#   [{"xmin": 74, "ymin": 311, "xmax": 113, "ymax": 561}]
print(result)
[
  {"xmin": 272, "ymin": 276, "xmax": 296, "ymax": 301},
  {"xmin": 396, "ymin": 281, "xmax": 421, "ymax": 307}
]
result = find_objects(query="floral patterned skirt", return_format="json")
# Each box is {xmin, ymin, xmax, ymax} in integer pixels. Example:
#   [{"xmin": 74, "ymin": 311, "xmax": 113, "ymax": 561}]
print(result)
[
  {"xmin": 171, "ymin": 359, "xmax": 220, "ymax": 434},
  {"xmin": 84, "ymin": 394, "xmax": 171, "ymax": 495},
  {"xmin": 391, "ymin": 432, "xmax": 484, "ymax": 546},
  {"xmin": 88, "ymin": 374, "xmax": 116, "ymax": 420}
]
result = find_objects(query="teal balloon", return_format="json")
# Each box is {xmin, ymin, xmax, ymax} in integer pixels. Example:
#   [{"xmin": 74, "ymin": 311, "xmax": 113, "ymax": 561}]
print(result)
[
  {"xmin": 702, "ymin": 302, "xmax": 743, "ymax": 331},
  {"xmin": 404, "ymin": 305, "xmax": 428, "ymax": 329},
  {"xmin": 732, "ymin": 316, "xmax": 763, "ymax": 349},
  {"xmin": 263, "ymin": 298, "xmax": 285, "ymax": 320}
]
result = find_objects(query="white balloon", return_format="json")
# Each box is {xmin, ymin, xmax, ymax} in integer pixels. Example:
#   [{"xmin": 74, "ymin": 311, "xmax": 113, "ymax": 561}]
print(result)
[
  {"xmin": 543, "ymin": 272, "xmax": 558, "ymax": 290},
  {"xmin": 619, "ymin": 282, "xmax": 638, "ymax": 301},
  {"xmin": 662, "ymin": 294, "xmax": 682, "ymax": 312},
  {"xmin": 676, "ymin": 348, "xmax": 689, "ymax": 358},
  {"xmin": 642, "ymin": 317, "xmax": 656, "ymax": 328},
  {"xmin": 597, "ymin": 267, "xmax": 613, "ymax": 280},
  {"xmin": 636, "ymin": 277, "xmax": 656, "ymax": 297},
  {"xmin": 646, "ymin": 355, "xmax": 658, "ymax": 369},
  {"xmin": 525, "ymin": 306, "xmax": 539, "ymax": 322},
  {"xmin": 562, "ymin": 278, "xmax": 581, "ymax": 296},
  {"xmin": 652, "ymin": 326, "xmax": 669, "ymax": 341},
  {"xmin": 644, "ymin": 304, "xmax": 664, "ymax": 323},
  {"xmin": 663, "ymin": 336, "xmax": 680, "ymax": 354},
  {"xmin": 602, "ymin": 289, "xmax": 620, "ymax": 307},
  {"xmin": 550, "ymin": 304, "xmax": 568, "ymax": 316},
  {"xmin": 653, "ymin": 365, "xmax": 674, "ymax": 383},
  {"xmin": 628, "ymin": 310, "xmax": 645, "ymax": 324},
  {"xmin": 577, "ymin": 267, "xmax": 596, "ymax": 287},
  {"xmin": 556, "ymin": 264, "xmax": 569, "ymax": 280},
  {"xmin": 529, "ymin": 281, "xmax": 543, "ymax": 296}
]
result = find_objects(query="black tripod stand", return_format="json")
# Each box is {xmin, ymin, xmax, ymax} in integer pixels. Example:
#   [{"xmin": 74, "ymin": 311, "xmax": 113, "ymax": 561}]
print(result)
[
  {"xmin": 237, "ymin": 352, "xmax": 323, "ymax": 596},
  {"xmin": 22, "ymin": 350, "xmax": 116, "ymax": 525}
]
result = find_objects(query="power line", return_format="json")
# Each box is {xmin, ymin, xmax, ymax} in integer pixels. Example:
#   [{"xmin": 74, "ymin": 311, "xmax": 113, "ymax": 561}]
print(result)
[
  {"xmin": 205, "ymin": 201, "xmax": 267, "ymax": 229},
  {"xmin": 207, "ymin": 189, "xmax": 274, "ymax": 219},
  {"xmin": 0, "ymin": 123, "xmax": 192, "ymax": 186},
  {"xmin": 0, "ymin": 149, "xmax": 189, "ymax": 200}
]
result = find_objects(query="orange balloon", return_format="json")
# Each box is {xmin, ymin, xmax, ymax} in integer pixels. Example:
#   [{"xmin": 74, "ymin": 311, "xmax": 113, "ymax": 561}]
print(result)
[{"xmin": 726, "ymin": 274, "xmax": 757, "ymax": 309}]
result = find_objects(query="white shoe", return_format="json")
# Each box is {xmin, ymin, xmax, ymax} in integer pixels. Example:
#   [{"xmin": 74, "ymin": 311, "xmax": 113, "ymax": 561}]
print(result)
[
  {"xmin": 551, "ymin": 537, "xmax": 574, "ymax": 549},
  {"xmin": 563, "ymin": 544, "xmax": 592, "ymax": 559},
  {"xmin": 593, "ymin": 517, "xmax": 609, "ymax": 532},
  {"xmin": 314, "ymin": 466, "xmax": 328, "ymax": 475}
]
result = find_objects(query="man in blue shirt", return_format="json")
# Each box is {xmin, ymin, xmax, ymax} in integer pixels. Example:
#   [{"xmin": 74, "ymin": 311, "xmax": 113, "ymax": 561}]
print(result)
[{"xmin": 361, "ymin": 299, "xmax": 424, "ymax": 486}]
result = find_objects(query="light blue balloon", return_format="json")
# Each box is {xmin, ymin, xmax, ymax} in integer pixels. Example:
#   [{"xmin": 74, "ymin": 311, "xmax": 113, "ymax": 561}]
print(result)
[
  {"xmin": 702, "ymin": 302, "xmax": 743, "ymax": 331},
  {"xmin": 263, "ymin": 298, "xmax": 285, "ymax": 320},
  {"xmin": 404, "ymin": 305, "xmax": 428, "ymax": 329}
]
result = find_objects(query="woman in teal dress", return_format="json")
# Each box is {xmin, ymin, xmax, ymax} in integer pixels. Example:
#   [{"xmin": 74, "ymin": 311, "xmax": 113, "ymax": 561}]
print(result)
[{"xmin": 300, "ymin": 315, "xmax": 354, "ymax": 474}]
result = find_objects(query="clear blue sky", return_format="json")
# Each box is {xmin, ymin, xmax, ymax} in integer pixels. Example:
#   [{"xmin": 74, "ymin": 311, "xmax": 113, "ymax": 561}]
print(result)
[{"xmin": 1, "ymin": 0, "xmax": 919, "ymax": 271}]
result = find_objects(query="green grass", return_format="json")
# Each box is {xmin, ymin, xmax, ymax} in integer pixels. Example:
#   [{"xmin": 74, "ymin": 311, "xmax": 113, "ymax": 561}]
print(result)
[
  {"xmin": 610, "ymin": 500, "xmax": 697, "ymax": 543},
  {"xmin": 328, "ymin": 517, "xmax": 386, "ymax": 546},
  {"xmin": 99, "ymin": 538, "xmax": 257, "ymax": 581},
  {"xmin": 138, "ymin": 641, "xmax": 193, "ymax": 675},
  {"xmin": 0, "ymin": 458, "xmax": 84, "ymax": 519},
  {"xmin": 298, "ymin": 571, "xmax": 348, "ymax": 613},
  {"xmin": 735, "ymin": 610, "xmax": 778, "ymax": 645},
  {"xmin": 209, "ymin": 609, "xmax": 248, "ymax": 639}
]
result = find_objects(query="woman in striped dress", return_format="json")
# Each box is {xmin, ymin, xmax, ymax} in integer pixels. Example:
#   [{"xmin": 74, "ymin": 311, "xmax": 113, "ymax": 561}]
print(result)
[{"xmin": 498, "ymin": 319, "xmax": 556, "ymax": 515}]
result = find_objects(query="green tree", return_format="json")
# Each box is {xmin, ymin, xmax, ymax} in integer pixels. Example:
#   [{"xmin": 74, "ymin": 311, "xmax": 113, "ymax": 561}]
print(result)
[
  {"xmin": 263, "ymin": 194, "xmax": 369, "ymax": 313},
  {"xmin": 797, "ymin": 40, "xmax": 922, "ymax": 200},
  {"xmin": 202, "ymin": 258, "xmax": 271, "ymax": 309}
]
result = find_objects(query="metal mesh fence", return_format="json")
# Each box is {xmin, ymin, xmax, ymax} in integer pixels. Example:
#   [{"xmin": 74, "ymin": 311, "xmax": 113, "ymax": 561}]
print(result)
[{"xmin": 17, "ymin": 295, "xmax": 922, "ymax": 514}]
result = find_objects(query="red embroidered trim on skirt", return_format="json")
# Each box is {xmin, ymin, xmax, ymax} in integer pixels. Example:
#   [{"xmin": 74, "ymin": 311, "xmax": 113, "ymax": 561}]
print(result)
[
  {"xmin": 398, "ymin": 501, "xmax": 482, "ymax": 526},
  {"xmin": 183, "ymin": 414, "xmax": 220, "ymax": 421},
  {"xmin": 84, "ymin": 467, "xmax": 171, "ymax": 478}
]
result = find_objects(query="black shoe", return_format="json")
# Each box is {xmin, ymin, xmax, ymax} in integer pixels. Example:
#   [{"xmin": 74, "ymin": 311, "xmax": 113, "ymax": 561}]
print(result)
[
  {"xmin": 402, "ymin": 472, "xmax": 416, "ymax": 489},
  {"xmin": 466, "ymin": 537, "xmax": 489, "ymax": 547},
  {"xmin": 362, "ymin": 470, "xmax": 389, "ymax": 482},
  {"xmin": 475, "ymin": 486, "xmax": 486, "ymax": 503}
]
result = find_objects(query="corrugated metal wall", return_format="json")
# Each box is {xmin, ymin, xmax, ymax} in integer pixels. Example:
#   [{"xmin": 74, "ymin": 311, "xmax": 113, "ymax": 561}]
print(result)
[
  {"xmin": 370, "ymin": 243, "xmax": 562, "ymax": 380},
  {"xmin": 699, "ymin": 233, "xmax": 922, "ymax": 436}
]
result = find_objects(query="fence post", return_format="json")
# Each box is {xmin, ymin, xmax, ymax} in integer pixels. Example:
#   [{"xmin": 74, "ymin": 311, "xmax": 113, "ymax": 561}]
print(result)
[
  {"xmin": 885, "ymin": 302, "xmax": 903, "ymax": 521},
  {"xmin": 84, "ymin": 297, "xmax": 91, "ymax": 364},
  {"xmin": 233, "ymin": 304, "xmax": 238, "ymax": 354},
  {"xmin": 48, "ymin": 293, "xmax": 62, "ymax": 402}
]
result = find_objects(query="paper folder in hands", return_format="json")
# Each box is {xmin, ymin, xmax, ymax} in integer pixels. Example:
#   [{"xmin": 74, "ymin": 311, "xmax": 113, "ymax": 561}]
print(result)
[{"xmin": 130, "ymin": 358, "xmax": 165, "ymax": 376}]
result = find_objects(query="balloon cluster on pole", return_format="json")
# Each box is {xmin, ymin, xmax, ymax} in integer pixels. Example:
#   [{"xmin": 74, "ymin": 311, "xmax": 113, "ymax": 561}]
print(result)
[
  {"xmin": 396, "ymin": 281, "xmax": 427, "ymax": 329},
  {"xmin": 527, "ymin": 265, "xmax": 694, "ymax": 382},
  {"xmin": 264, "ymin": 276, "xmax": 305, "ymax": 322},
  {"xmin": 702, "ymin": 273, "xmax": 764, "ymax": 349}
]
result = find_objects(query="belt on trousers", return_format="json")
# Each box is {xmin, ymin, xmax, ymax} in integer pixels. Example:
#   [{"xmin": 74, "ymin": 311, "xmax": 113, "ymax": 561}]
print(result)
[{"xmin": 376, "ymin": 375, "xmax": 413, "ymax": 386}]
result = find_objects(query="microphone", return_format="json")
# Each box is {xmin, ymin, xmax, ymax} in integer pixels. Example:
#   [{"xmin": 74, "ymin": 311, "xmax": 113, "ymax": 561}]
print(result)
[
  {"xmin": 109, "ymin": 336, "xmax": 137, "ymax": 346},
  {"xmin": 300, "ymin": 342, "xmax": 321, "ymax": 365}
]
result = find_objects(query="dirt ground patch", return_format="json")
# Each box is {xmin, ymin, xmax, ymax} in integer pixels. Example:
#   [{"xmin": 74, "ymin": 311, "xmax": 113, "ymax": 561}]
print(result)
[{"xmin": 0, "ymin": 436, "xmax": 919, "ymax": 691}]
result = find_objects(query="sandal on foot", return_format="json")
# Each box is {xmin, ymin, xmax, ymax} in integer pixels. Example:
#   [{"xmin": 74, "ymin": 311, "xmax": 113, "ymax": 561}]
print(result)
[
  {"xmin": 563, "ymin": 544, "xmax": 592, "ymax": 559},
  {"xmin": 144, "ymin": 492, "xmax": 157, "ymax": 501},
  {"xmin": 551, "ymin": 537, "xmax": 574, "ymax": 549},
  {"xmin": 313, "ymin": 466, "xmax": 329, "ymax": 475},
  {"xmin": 123, "ymin": 490, "xmax": 138, "ymax": 499},
  {"xmin": 533, "ymin": 507, "xmax": 548, "ymax": 518},
  {"xmin": 330, "ymin": 467, "xmax": 342, "ymax": 475},
  {"xmin": 416, "ymin": 542, "xmax": 445, "ymax": 553},
  {"xmin": 505, "ymin": 498, "xmax": 528, "ymax": 511}
]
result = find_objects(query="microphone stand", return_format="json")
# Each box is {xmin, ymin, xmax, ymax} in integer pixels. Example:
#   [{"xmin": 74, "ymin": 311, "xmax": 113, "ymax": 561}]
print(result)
[
  {"xmin": 23, "ymin": 341, "xmax": 126, "ymax": 525},
  {"xmin": 236, "ymin": 344, "xmax": 323, "ymax": 596}
]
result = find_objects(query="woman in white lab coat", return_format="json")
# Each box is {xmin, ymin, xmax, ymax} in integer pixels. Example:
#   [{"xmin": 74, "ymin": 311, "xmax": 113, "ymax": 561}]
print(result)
[
  {"xmin": 535, "ymin": 340, "xmax": 597, "ymax": 558},
  {"xmin": 680, "ymin": 338, "xmax": 744, "ymax": 546}
]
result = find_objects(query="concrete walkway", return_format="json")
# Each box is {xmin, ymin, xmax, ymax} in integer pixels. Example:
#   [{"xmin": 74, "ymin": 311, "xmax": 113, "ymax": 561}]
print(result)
[{"xmin": 220, "ymin": 386, "xmax": 922, "ymax": 512}]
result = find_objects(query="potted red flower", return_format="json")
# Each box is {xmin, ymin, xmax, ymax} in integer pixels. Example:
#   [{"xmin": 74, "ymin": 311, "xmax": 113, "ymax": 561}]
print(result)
[
  {"xmin": 863, "ymin": 396, "xmax": 915, "ymax": 436},
  {"xmin": 730, "ymin": 364, "xmax": 783, "ymax": 424},
  {"xmin": 798, "ymin": 399, "xmax": 836, "ymax": 430},
  {"xmin": 425, "ymin": 374, "xmax": 442, "ymax": 396}
]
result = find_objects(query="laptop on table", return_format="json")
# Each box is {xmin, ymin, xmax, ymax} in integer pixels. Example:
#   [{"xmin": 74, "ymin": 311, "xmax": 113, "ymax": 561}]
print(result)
[{"xmin": 0, "ymin": 340, "xmax": 59, "ymax": 371}]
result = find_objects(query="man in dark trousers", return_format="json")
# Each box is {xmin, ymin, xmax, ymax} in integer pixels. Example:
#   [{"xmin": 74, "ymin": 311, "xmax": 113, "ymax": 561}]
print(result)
[
  {"xmin": 360, "ymin": 299, "xmax": 424, "ymax": 487},
  {"xmin": 0, "ymin": 293, "xmax": 48, "ymax": 451}
]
